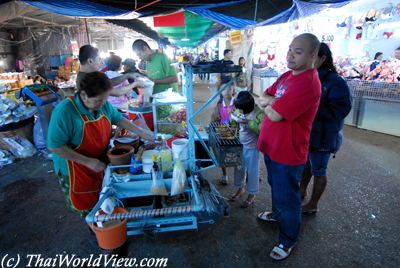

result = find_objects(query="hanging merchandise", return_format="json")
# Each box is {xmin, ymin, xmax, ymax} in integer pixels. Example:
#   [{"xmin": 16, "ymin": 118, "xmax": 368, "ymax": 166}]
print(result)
[
  {"xmin": 337, "ymin": 17, "xmax": 348, "ymax": 27},
  {"xmin": 380, "ymin": 4, "xmax": 394, "ymax": 20},
  {"xmin": 267, "ymin": 53, "xmax": 275, "ymax": 61},
  {"xmin": 365, "ymin": 8, "xmax": 378, "ymax": 22},
  {"xmin": 396, "ymin": 3, "xmax": 400, "ymax": 17},
  {"xmin": 355, "ymin": 26, "xmax": 363, "ymax": 40},
  {"xmin": 383, "ymin": 31, "xmax": 394, "ymax": 39}
]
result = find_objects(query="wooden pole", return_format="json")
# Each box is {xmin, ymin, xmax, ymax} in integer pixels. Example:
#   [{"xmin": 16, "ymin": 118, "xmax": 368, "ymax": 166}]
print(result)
[{"xmin": 84, "ymin": 18, "xmax": 91, "ymax": 44}]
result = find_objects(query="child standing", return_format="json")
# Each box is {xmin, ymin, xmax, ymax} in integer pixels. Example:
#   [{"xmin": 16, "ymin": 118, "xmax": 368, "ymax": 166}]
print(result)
[
  {"xmin": 230, "ymin": 91, "xmax": 263, "ymax": 208},
  {"xmin": 211, "ymin": 83, "xmax": 236, "ymax": 185}
]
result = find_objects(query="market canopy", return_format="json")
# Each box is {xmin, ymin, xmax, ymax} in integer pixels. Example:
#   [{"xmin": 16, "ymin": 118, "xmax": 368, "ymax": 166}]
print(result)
[
  {"xmin": 21, "ymin": 0, "xmax": 140, "ymax": 19},
  {"xmin": 0, "ymin": 0, "xmax": 353, "ymax": 48},
  {"xmin": 251, "ymin": 0, "xmax": 351, "ymax": 28},
  {"xmin": 0, "ymin": 1, "xmax": 81, "ymax": 27},
  {"xmin": 0, "ymin": 0, "xmax": 164, "ymax": 45},
  {"xmin": 187, "ymin": 0, "xmax": 351, "ymax": 29}
]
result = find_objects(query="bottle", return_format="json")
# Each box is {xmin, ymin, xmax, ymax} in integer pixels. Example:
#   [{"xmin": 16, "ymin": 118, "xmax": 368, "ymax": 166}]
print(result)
[
  {"xmin": 159, "ymin": 139, "xmax": 173, "ymax": 172},
  {"xmin": 150, "ymin": 155, "xmax": 168, "ymax": 196},
  {"xmin": 152, "ymin": 154, "xmax": 160, "ymax": 174},
  {"xmin": 177, "ymin": 121, "xmax": 188, "ymax": 138}
]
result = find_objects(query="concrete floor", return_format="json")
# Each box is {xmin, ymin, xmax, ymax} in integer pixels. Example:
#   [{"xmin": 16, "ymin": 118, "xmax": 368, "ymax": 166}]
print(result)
[{"xmin": 1, "ymin": 79, "xmax": 400, "ymax": 267}]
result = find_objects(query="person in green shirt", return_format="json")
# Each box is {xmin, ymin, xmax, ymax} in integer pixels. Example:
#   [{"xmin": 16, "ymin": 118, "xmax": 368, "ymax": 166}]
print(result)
[
  {"xmin": 132, "ymin": 39, "xmax": 178, "ymax": 94},
  {"xmin": 47, "ymin": 71, "xmax": 154, "ymax": 216}
]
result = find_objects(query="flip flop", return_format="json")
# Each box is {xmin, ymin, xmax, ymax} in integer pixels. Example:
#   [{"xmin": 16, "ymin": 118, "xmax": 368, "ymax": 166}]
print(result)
[
  {"xmin": 257, "ymin": 211, "xmax": 278, "ymax": 222},
  {"xmin": 302, "ymin": 209, "xmax": 318, "ymax": 215},
  {"xmin": 241, "ymin": 195, "xmax": 256, "ymax": 208},
  {"xmin": 270, "ymin": 243, "xmax": 295, "ymax": 261},
  {"xmin": 229, "ymin": 188, "xmax": 245, "ymax": 201}
]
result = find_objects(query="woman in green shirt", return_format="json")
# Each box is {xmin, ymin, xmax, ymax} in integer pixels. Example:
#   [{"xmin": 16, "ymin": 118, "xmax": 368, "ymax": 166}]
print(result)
[{"xmin": 47, "ymin": 72, "xmax": 154, "ymax": 216}]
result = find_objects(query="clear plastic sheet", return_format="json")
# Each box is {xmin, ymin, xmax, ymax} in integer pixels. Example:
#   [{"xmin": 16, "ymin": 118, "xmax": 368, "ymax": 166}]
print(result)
[{"xmin": 192, "ymin": 173, "xmax": 229, "ymax": 220}]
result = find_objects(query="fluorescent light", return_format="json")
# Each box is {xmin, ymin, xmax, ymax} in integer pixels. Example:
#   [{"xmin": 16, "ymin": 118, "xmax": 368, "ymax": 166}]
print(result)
[
  {"xmin": 181, "ymin": 38, "xmax": 190, "ymax": 41},
  {"xmin": 99, "ymin": 51, "xmax": 107, "ymax": 58}
]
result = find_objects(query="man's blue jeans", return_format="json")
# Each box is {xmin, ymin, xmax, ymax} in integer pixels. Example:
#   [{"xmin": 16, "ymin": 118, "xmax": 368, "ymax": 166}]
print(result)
[{"xmin": 264, "ymin": 154, "xmax": 305, "ymax": 248}]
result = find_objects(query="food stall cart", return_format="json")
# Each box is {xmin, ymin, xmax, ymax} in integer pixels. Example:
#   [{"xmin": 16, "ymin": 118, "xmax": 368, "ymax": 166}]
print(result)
[{"xmin": 85, "ymin": 63, "xmax": 242, "ymax": 241}]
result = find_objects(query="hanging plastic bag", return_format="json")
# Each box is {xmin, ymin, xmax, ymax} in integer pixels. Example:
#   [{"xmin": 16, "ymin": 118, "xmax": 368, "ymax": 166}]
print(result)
[
  {"xmin": 133, "ymin": 113, "xmax": 151, "ymax": 132},
  {"xmin": 33, "ymin": 119, "xmax": 46, "ymax": 150},
  {"xmin": 150, "ymin": 156, "xmax": 168, "ymax": 196},
  {"xmin": 171, "ymin": 159, "xmax": 187, "ymax": 196},
  {"xmin": 134, "ymin": 76, "xmax": 154, "ymax": 103}
]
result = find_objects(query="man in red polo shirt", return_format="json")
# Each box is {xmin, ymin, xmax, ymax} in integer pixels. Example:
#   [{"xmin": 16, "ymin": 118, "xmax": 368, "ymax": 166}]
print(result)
[{"xmin": 257, "ymin": 33, "xmax": 321, "ymax": 261}]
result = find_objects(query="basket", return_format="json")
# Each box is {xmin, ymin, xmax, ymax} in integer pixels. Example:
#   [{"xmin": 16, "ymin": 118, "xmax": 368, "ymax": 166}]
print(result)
[{"xmin": 208, "ymin": 122, "xmax": 242, "ymax": 167}]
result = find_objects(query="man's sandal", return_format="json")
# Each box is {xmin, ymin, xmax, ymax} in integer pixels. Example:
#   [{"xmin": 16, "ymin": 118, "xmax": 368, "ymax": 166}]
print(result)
[
  {"xmin": 270, "ymin": 243, "xmax": 295, "ymax": 261},
  {"xmin": 257, "ymin": 211, "xmax": 278, "ymax": 222}
]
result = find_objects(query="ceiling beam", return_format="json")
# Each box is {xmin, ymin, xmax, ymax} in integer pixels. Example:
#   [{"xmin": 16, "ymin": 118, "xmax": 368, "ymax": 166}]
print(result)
[{"xmin": 20, "ymin": 16, "xmax": 77, "ymax": 27}]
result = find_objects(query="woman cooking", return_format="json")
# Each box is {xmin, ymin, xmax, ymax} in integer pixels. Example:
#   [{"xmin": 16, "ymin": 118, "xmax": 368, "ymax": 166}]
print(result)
[{"xmin": 47, "ymin": 71, "xmax": 154, "ymax": 216}]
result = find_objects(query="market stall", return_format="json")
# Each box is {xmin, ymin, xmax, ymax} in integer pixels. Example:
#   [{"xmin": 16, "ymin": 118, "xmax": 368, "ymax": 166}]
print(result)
[
  {"xmin": 248, "ymin": 0, "xmax": 400, "ymax": 136},
  {"xmin": 84, "ymin": 64, "xmax": 244, "ymax": 241}
]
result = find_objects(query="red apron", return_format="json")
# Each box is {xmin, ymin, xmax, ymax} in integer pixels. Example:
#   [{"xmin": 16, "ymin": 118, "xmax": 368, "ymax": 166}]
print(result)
[{"xmin": 66, "ymin": 97, "xmax": 111, "ymax": 211}]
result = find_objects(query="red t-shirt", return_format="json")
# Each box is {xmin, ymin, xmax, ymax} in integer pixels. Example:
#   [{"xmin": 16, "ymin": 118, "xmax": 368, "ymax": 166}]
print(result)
[{"xmin": 257, "ymin": 69, "xmax": 321, "ymax": 165}]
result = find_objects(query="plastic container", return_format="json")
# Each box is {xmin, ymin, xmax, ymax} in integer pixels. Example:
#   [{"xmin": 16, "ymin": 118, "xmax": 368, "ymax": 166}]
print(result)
[
  {"xmin": 129, "ymin": 154, "xmax": 142, "ymax": 174},
  {"xmin": 172, "ymin": 138, "xmax": 189, "ymax": 160},
  {"xmin": 141, "ymin": 150, "xmax": 159, "ymax": 173}
]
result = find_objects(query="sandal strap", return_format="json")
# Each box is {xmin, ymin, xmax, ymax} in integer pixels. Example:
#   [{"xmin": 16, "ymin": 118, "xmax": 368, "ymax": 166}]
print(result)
[
  {"xmin": 271, "ymin": 244, "xmax": 291, "ymax": 260},
  {"xmin": 258, "ymin": 211, "xmax": 278, "ymax": 222}
]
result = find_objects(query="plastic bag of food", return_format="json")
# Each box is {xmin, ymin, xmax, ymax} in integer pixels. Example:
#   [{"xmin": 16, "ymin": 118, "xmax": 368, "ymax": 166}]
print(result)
[
  {"xmin": 150, "ymin": 157, "xmax": 168, "ymax": 196},
  {"xmin": 1, "ymin": 136, "xmax": 37, "ymax": 158},
  {"xmin": 0, "ymin": 149, "xmax": 14, "ymax": 167},
  {"xmin": 160, "ymin": 149, "xmax": 173, "ymax": 172},
  {"xmin": 171, "ymin": 159, "xmax": 187, "ymax": 196}
]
